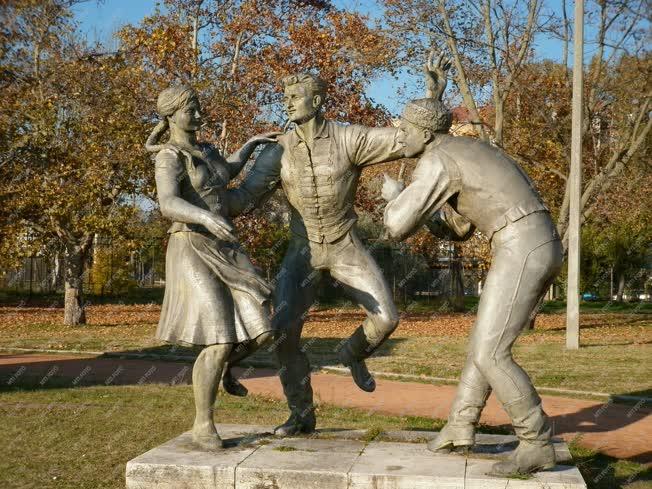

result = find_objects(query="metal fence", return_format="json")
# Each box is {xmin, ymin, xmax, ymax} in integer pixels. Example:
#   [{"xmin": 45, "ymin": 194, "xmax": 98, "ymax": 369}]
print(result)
[
  {"xmin": 0, "ymin": 247, "xmax": 165, "ymax": 296},
  {"xmin": 0, "ymin": 239, "xmax": 485, "ymax": 303}
]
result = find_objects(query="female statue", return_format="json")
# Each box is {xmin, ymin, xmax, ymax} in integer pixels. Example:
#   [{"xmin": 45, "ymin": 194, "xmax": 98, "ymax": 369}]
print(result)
[{"xmin": 146, "ymin": 85, "xmax": 279, "ymax": 450}]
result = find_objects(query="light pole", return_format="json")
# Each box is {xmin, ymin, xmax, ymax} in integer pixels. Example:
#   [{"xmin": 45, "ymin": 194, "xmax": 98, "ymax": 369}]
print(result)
[{"xmin": 566, "ymin": 0, "xmax": 584, "ymax": 350}]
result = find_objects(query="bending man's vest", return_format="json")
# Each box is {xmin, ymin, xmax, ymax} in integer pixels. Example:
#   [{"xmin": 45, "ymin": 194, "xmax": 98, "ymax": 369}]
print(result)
[{"xmin": 439, "ymin": 136, "xmax": 549, "ymax": 240}]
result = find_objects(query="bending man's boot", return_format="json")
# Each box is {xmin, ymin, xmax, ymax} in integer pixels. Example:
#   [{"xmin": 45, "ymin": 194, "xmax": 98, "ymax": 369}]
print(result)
[
  {"xmin": 428, "ymin": 423, "xmax": 474, "ymax": 453},
  {"xmin": 490, "ymin": 440, "xmax": 555, "ymax": 476},
  {"xmin": 222, "ymin": 332, "xmax": 273, "ymax": 397},
  {"xmin": 337, "ymin": 326, "xmax": 376, "ymax": 392},
  {"xmin": 489, "ymin": 394, "xmax": 556, "ymax": 476},
  {"xmin": 428, "ymin": 384, "xmax": 489, "ymax": 453}
]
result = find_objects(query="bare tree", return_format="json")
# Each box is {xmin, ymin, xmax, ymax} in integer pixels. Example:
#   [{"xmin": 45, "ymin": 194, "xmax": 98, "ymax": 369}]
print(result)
[
  {"xmin": 383, "ymin": 0, "xmax": 543, "ymax": 146},
  {"xmin": 541, "ymin": 0, "xmax": 650, "ymax": 247}
]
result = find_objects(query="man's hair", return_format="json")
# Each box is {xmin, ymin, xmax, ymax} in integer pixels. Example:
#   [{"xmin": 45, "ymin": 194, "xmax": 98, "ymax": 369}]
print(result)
[
  {"xmin": 282, "ymin": 73, "xmax": 327, "ymax": 99},
  {"xmin": 401, "ymin": 98, "xmax": 452, "ymax": 134}
]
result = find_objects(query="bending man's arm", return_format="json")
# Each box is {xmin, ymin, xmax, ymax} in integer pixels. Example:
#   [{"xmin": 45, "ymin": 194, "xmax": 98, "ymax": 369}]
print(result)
[
  {"xmin": 426, "ymin": 205, "xmax": 475, "ymax": 241},
  {"xmin": 227, "ymin": 143, "xmax": 282, "ymax": 217},
  {"xmin": 384, "ymin": 151, "xmax": 461, "ymax": 240}
]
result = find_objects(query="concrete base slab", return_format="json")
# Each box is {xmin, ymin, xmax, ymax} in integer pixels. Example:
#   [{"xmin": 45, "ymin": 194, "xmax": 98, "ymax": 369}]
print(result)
[
  {"xmin": 126, "ymin": 424, "xmax": 587, "ymax": 489},
  {"xmin": 126, "ymin": 425, "xmax": 274, "ymax": 489},
  {"xmin": 238, "ymin": 438, "xmax": 364, "ymax": 489},
  {"xmin": 348, "ymin": 441, "xmax": 466, "ymax": 489}
]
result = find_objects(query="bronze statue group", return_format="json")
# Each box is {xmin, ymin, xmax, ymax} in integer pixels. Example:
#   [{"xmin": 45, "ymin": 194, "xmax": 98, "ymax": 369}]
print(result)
[{"xmin": 146, "ymin": 51, "xmax": 562, "ymax": 477}]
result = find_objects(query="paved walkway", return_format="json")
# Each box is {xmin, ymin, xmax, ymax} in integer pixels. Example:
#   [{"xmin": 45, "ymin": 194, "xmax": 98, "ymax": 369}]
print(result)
[{"xmin": 1, "ymin": 353, "xmax": 650, "ymax": 464}]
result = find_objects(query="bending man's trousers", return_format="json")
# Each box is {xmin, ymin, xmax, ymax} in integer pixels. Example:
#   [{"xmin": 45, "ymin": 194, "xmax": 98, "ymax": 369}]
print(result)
[
  {"xmin": 447, "ymin": 212, "xmax": 563, "ymax": 443},
  {"xmin": 271, "ymin": 229, "xmax": 399, "ymax": 420}
]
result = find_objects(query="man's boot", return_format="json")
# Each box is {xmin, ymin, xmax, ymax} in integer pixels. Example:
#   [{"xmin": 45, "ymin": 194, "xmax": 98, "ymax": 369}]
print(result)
[
  {"xmin": 274, "ymin": 406, "xmax": 316, "ymax": 436},
  {"xmin": 428, "ymin": 383, "xmax": 490, "ymax": 453},
  {"xmin": 489, "ymin": 394, "xmax": 556, "ymax": 476},
  {"xmin": 275, "ymin": 352, "xmax": 316, "ymax": 436},
  {"xmin": 428, "ymin": 423, "xmax": 475, "ymax": 453},
  {"xmin": 338, "ymin": 326, "xmax": 376, "ymax": 392}
]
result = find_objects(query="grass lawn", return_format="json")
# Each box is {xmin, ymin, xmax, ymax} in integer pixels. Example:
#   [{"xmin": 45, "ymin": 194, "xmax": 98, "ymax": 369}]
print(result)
[
  {"xmin": 1, "ymin": 303, "xmax": 650, "ymax": 397},
  {"xmin": 1, "ymin": 383, "xmax": 650, "ymax": 489}
]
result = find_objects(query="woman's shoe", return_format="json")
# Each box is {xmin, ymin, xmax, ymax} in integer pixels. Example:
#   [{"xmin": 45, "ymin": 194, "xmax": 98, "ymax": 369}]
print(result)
[{"xmin": 222, "ymin": 367, "xmax": 248, "ymax": 397}]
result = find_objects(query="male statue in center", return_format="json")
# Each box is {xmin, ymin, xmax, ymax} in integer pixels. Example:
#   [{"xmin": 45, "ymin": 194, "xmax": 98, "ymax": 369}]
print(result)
[
  {"xmin": 227, "ymin": 72, "xmax": 430, "ymax": 436},
  {"xmin": 381, "ymin": 51, "xmax": 563, "ymax": 476}
]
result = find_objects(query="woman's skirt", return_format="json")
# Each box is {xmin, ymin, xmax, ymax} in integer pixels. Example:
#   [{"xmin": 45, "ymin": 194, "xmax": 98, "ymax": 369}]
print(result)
[{"xmin": 156, "ymin": 231, "xmax": 273, "ymax": 345}]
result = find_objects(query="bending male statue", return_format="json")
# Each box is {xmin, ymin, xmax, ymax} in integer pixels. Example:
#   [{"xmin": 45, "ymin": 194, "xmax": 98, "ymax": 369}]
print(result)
[
  {"xmin": 381, "ymin": 52, "xmax": 563, "ymax": 476},
  {"xmin": 229, "ymin": 73, "xmax": 420, "ymax": 435}
]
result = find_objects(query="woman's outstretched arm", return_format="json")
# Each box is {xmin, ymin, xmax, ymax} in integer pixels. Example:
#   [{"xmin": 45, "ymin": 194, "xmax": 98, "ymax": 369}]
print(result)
[
  {"xmin": 225, "ymin": 132, "xmax": 282, "ymax": 178},
  {"xmin": 227, "ymin": 144, "xmax": 283, "ymax": 217}
]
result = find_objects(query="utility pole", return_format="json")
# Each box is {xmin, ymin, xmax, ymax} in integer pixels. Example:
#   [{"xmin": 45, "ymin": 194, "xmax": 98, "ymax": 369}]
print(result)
[{"xmin": 566, "ymin": 0, "xmax": 584, "ymax": 350}]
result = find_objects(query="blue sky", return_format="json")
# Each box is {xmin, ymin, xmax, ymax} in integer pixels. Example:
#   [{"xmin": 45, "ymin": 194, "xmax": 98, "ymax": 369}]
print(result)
[{"xmin": 72, "ymin": 0, "xmax": 574, "ymax": 115}]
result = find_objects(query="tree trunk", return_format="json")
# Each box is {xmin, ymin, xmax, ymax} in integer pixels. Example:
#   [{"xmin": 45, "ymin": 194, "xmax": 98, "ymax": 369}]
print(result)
[
  {"xmin": 527, "ymin": 293, "xmax": 546, "ymax": 330},
  {"xmin": 493, "ymin": 98, "xmax": 504, "ymax": 147},
  {"xmin": 616, "ymin": 272, "xmax": 625, "ymax": 303},
  {"xmin": 64, "ymin": 246, "xmax": 86, "ymax": 325},
  {"xmin": 449, "ymin": 245, "xmax": 465, "ymax": 312},
  {"xmin": 51, "ymin": 251, "xmax": 63, "ymax": 291}
]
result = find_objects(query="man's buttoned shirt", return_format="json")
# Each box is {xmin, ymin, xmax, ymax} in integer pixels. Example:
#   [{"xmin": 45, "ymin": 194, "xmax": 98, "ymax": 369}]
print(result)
[{"xmin": 229, "ymin": 119, "xmax": 403, "ymax": 243}]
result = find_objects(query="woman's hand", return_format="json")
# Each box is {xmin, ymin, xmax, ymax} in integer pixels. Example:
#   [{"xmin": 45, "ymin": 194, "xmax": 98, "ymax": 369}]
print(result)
[
  {"xmin": 224, "ymin": 131, "xmax": 282, "ymax": 177},
  {"xmin": 246, "ymin": 131, "xmax": 283, "ymax": 146},
  {"xmin": 201, "ymin": 212, "xmax": 237, "ymax": 242}
]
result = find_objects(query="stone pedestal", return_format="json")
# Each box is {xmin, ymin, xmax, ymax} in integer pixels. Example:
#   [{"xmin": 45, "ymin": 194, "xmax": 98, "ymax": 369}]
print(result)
[{"xmin": 126, "ymin": 424, "xmax": 587, "ymax": 489}]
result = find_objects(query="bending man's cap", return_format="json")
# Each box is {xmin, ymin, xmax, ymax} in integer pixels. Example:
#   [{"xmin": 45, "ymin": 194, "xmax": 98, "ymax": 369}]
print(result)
[{"xmin": 401, "ymin": 98, "xmax": 452, "ymax": 133}]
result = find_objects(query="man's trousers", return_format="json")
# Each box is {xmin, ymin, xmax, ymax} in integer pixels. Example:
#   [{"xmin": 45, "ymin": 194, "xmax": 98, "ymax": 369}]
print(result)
[
  {"xmin": 445, "ymin": 212, "xmax": 563, "ymax": 444},
  {"xmin": 271, "ymin": 229, "xmax": 399, "ymax": 421}
]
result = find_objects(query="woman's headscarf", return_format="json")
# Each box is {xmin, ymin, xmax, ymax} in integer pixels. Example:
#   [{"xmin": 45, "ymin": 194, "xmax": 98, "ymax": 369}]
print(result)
[
  {"xmin": 145, "ymin": 85, "xmax": 199, "ymax": 153},
  {"xmin": 157, "ymin": 85, "xmax": 198, "ymax": 117}
]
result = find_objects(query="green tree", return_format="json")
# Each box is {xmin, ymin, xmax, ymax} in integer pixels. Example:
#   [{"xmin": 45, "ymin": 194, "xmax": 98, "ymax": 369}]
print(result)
[
  {"xmin": 1, "ymin": 2, "xmax": 154, "ymax": 324},
  {"xmin": 581, "ymin": 163, "xmax": 651, "ymax": 301}
]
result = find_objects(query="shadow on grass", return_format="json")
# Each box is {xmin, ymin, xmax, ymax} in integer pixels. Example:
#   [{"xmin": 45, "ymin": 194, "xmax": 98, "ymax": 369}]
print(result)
[
  {"xmin": 1, "ymin": 342, "xmax": 651, "ymax": 469},
  {"xmin": 98, "ymin": 336, "xmax": 410, "ymax": 372},
  {"xmin": 568, "ymin": 439, "xmax": 652, "ymax": 489},
  {"xmin": 0, "ymin": 337, "xmax": 407, "ymax": 390},
  {"xmin": 578, "ymin": 341, "xmax": 652, "ymax": 348},
  {"xmin": 542, "ymin": 315, "xmax": 652, "ymax": 332},
  {"xmin": 0, "ymin": 288, "xmax": 165, "ymax": 307},
  {"xmin": 540, "ymin": 300, "xmax": 652, "ymax": 315},
  {"xmin": 545, "ymin": 398, "xmax": 652, "ymax": 466}
]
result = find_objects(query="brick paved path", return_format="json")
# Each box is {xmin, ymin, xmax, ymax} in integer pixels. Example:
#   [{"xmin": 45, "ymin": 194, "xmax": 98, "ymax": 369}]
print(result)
[{"xmin": 1, "ymin": 353, "xmax": 649, "ymax": 464}]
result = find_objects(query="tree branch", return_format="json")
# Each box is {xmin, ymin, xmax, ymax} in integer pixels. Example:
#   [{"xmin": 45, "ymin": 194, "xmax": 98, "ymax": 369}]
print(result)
[
  {"xmin": 436, "ymin": 0, "xmax": 489, "ymax": 141},
  {"xmin": 501, "ymin": 0, "xmax": 539, "ymax": 98},
  {"xmin": 514, "ymin": 153, "xmax": 568, "ymax": 181},
  {"xmin": 580, "ymin": 97, "xmax": 651, "ymax": 209}
]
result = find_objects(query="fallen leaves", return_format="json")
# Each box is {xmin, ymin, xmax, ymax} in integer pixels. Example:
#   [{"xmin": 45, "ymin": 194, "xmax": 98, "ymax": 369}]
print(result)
[{"xmin": 1, "ymin": 304, "xmax": 648, "ymax": 349}]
